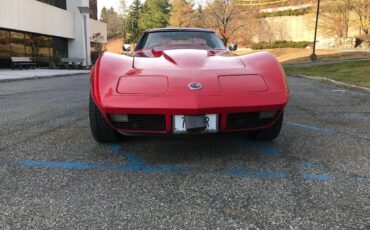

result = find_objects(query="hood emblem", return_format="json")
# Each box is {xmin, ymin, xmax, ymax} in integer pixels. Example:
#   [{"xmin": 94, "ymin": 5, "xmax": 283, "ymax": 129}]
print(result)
[{"xmin": 188, "ymin": 82, "xmax": 202, "ymax": 90}]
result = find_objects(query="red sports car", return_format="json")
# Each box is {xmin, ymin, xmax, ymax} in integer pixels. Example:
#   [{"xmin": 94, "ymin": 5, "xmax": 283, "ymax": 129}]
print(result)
[{"xmin": 89, "ymin": 28, "xmax": 289, "ymax": 143}]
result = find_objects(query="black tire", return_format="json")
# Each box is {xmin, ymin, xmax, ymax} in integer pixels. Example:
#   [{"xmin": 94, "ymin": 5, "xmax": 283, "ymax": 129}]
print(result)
[
  {"xmin": 89, "ymin": 96, "xmax": 122, "ymax": 143},
  {"xmin": 249, "ymin": 111, "xmax": 284, "ymax": 141}
]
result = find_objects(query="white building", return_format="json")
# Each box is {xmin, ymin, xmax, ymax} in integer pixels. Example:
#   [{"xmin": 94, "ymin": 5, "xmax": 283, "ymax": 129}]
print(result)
[{"xmin": 0, "ymin": 0, "xmax": 107, "ymax": 68}]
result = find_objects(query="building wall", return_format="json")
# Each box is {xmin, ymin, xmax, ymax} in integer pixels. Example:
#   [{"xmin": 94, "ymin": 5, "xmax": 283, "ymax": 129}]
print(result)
[
  {"xmin": 66, "ymin": 0, "xmax": 91, "ymax": 66},
  {"xmin": 90, "ymin": 19, "xmax": 108, "ymax": 43},
  {"xmin": 0, "ymin": 0, "xmax": 74, "ymax": 39},
  {"xmin": 0, "ymin": 0, "xmax": 107, "ymax": 67}
]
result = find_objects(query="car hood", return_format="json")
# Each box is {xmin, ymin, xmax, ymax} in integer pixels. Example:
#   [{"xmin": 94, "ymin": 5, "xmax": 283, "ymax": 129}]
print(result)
[
  {"xmin": 92, "ymin": 51, "xmax": 288, "ymax": 109},
  {"xmin": 116, "ymin": 49, "xmax": 270, "ymax": 96},
  {"xmin": 133, "ymin": 49, "xmax": 245, "ymax": 69}
]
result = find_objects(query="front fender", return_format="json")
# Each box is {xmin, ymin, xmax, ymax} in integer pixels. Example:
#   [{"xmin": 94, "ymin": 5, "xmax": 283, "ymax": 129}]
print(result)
[
  {"xmin": 90, "ymin": 52, "xmax": 133, "ymax": 108},
  {"xmin": 239, "ymin": 51, "xmax": 289, "ymax": 97}
]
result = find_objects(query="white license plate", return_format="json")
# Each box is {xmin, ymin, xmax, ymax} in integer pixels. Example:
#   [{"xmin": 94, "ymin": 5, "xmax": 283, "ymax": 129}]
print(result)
[{"xmin": 173, "ymin": 114, "xmax": 218, "ymax": 133}]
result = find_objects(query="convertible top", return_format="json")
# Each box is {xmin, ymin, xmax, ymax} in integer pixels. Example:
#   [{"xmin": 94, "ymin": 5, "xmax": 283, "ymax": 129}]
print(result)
[{"xmin": 145, "ymin": 28, "xmax": 214, "ymax": 33}]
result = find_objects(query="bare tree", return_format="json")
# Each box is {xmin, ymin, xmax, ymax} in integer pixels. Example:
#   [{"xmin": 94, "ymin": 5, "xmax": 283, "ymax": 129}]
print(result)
[
  {"xmin": 169, "ymin": 0, "xmax": 194, "ymax": 27},
  {"xmin": 321, "ymin": 0, "xmax": 351, "ymax": 38},
  {"xmin": 350, "ymin": 0, "xmax": 370, "ymax": 35},
  {"xmin": 205, "ymin": 0, "xmax": 245, "ymax": 45},
  {"xmin": 189, "ymin": 3, "xmax": 208, "ymax": 28},
  {"xmin": 232, "ymin": 9, "xmax": 259, "ymax": 45}
]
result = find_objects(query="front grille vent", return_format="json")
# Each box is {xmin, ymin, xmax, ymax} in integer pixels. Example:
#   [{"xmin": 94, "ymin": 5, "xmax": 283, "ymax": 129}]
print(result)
[
  {"xmin": 227, "ymin": 112, "xmax": 276, "ymax": 130},
  {"xmin": 109, "ymin": 114, "xmax": 165, "ymax": 131}
]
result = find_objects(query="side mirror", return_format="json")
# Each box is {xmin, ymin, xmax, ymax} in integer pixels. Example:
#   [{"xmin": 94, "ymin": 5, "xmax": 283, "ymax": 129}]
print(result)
[
  {"xmin": 122, "ymin": 44, "xmax": 131, "ymax": 52},
  {"xmin": 229, "ymin": 43, "xmax": 237, "ymax": 51}
]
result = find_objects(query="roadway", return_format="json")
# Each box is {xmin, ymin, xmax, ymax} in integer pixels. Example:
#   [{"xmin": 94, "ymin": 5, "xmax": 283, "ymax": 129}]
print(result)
[{"xmin": 0, "ymin": 75, "xmax": 369, "ymax": 229}]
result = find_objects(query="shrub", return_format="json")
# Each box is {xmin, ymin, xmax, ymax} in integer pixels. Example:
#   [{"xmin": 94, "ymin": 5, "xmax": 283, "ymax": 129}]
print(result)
[
  {"xmin": 260, "ymin": 7, "xmax": 312, "ymax": 18},
  {"xmin": 251, "ymin": 43, "xmax": 265, "ymax": 50},
  {"xmin": 251, "ymin": 41, "xmax": 312, "ymax": 49}
]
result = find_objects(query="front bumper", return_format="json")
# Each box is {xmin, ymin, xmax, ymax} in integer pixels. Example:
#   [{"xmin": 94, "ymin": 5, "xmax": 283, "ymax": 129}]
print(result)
[{"xmin": 96, "ymin": 93, "xmax": 288, "ymax": 134}]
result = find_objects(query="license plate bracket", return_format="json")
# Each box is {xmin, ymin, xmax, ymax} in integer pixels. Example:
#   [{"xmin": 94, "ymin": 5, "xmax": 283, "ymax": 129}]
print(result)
[
  {"xmin": 184, "ymin": 115, "xmax": 207, "ymax": 133},
  {"xmin": 173, "ymin": 114, "xmax": 218, "ymax": 134}
]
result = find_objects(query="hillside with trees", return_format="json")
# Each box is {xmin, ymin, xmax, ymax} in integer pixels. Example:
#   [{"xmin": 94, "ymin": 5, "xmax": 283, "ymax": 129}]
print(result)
[{"xmin": 101, "ymin": 0, "xmax": 369, "ymax": 50}]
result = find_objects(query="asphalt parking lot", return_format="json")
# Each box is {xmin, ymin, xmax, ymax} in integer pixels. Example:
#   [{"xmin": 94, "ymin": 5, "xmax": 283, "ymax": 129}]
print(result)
[{"xmin": 0, "ymin": 74, "xmax": 369, "ymax": 229}]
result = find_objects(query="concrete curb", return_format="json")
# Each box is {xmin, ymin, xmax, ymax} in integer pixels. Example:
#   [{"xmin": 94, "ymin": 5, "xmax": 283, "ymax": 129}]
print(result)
[
  {"xmin": 290, "ymin": 74, "xmax": 370, "ymax": 94},
  {"xmin": 0, "ymin": 73, "xmax": 89, "ymax": 83}
]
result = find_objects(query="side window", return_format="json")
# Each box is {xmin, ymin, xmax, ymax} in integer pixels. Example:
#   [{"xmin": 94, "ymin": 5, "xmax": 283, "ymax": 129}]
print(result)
[{"xmin": 135, "ymin": 33, "xmax": 147, "ymax": 51}]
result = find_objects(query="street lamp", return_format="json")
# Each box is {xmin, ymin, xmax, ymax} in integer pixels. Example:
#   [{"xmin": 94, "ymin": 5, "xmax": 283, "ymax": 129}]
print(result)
[
  {"xmin": 310, "ymin": 0, "xmax": 321, "ymax": 62},
  {"xmin": 78, "ymin": 6, "xmax": 90, "ymax": 69}
]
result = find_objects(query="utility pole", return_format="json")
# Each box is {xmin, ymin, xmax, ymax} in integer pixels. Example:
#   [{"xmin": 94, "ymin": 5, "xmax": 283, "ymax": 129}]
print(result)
[{"xmin": 310, "ymin": 0, "xmax": 321, "ymax": 61}]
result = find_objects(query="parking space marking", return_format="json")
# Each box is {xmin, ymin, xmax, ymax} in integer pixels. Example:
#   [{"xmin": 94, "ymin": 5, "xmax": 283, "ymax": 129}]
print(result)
[
  {"xmin": 285, "ymin": 121, "xmax": 332, "ymax": 133},
  {"xmin": 302, "ymin": 173, "xmax": 334, "ymax": 182},
  {"xmin": 17, "ymin": 160, "xmax": 188, "ymax": 174},
  {"xmin": 12, "ymin": 112, "xmax": 368, "ymax": 184},
  {"xmin": 107, "ymin": 144, "xmax": 147, "ymax": 165},
  {"xmin": 299, "ymin": 160, "xmax": 335, "ymax": 182},
  {"xmin": 16, "ymin": 158, "xmax": 346, "ymax": 183},
  {"xmin": 356, "ymin": 177, "xmax": 365, "ymax": 185},
  {"xmin": 286, "ymin": 120, "xmax": 370, "ymax": 141},
  {"xmin": 342, "ymin": 112, "xmax": 370, "ymax": 121}
]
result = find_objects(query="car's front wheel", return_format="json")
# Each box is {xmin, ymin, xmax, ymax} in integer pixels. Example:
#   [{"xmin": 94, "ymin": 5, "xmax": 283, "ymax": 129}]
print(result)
[
  {"xmin": 249, "ymin": 111, "xmax": 284, "ymax": 141},
  {"xmin": 89, "ymin": 96, "xmax": 122, "ymax": 143}
]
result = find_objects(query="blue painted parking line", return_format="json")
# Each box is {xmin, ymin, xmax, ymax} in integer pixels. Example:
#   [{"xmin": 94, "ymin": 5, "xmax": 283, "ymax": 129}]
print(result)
[
  {"xmin": 17, "ymin": 159, "xmax": 290, "ymax": 180},
  {"xmin": 342, "ymin": 113, "xmax": 370, "ymax": 121},
  {"xmin": 16, "ymin": 157, "xmax": 349, "ymax": 183},
  {"xmin": 302, "ymin": 173, "xmax": 334, "ymax": 182},
  {"xmin": 286, "ymin": 120, "xmax": 370, "ymax": 141},
  {"xmin": 285, "ymin": 121, "xmax": 332, "ymax": 133},
  {"xmin": 107, "ymin": 144, "xmax": 147, "ymax": 165},
  {"xmin": 356, "ymin": 177, "xmax": 365, "ymax": 185},
  {"xmin": 16, "ymin": 159, "xmax": 343, "ymax": 182},
  {"xmin": 300, "ymin": 160, "xmax": 334, "ymax": 182},
  {"xmin": 36, "ymin": 113, "xmax": 363, "ymax": 183},
  {"xmin": 18, "ymin": 160, "xmax": 188, "ymax": 174}
]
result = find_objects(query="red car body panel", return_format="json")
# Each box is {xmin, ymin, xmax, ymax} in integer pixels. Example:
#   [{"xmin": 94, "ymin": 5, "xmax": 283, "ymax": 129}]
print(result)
[{"xmin": 90, "ymin": 49, "xmax": 289, "ymax": 134}]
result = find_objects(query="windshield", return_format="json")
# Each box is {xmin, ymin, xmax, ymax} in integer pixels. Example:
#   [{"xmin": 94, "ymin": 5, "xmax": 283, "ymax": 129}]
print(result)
[{"xmin": 140, "ymin": 31, "xmax": 226, "ymax": 50}]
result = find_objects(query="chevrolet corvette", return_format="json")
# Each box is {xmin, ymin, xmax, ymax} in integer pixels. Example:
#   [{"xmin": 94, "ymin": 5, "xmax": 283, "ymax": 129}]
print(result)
[{"xmin": 89, "ymin": 28, "xmax": 289, "ymax": 143}]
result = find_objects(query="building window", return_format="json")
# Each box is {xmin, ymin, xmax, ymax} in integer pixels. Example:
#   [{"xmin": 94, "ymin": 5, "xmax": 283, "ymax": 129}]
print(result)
[
  {"xmin": 0, "ymin": 30, "xmax": 12, "ymax": 68},
  {"xmin": 0, "ymin": 29, "xmax": 55, "ymax": 68},
  {"xmin": 37, "ymin": 0, "xmax": 66, "ymax": 10},
  {"xmin": 89, "ymin": 0, "xmax": 98, "ymax": 20}
]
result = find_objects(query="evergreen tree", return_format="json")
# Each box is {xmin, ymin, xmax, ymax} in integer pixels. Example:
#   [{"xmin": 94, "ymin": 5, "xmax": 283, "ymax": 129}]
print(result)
[
  {"xmin": 139, "ymin": 0, "xmax": 171, "ymax": 31},
  {"xmin": 100, "ymin": 7, "xmax": 109, "ymax": 22},
  {"xmin": 118, "ymin": 0, "xmax": 128, "ymax": 39},
  {"xmin": 100, "ymin": 7, "xmax": 121, "ymax": 39},
  {"xmin": 126, "ymin": 0, "xmax": 143, "ymax": 43}
]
